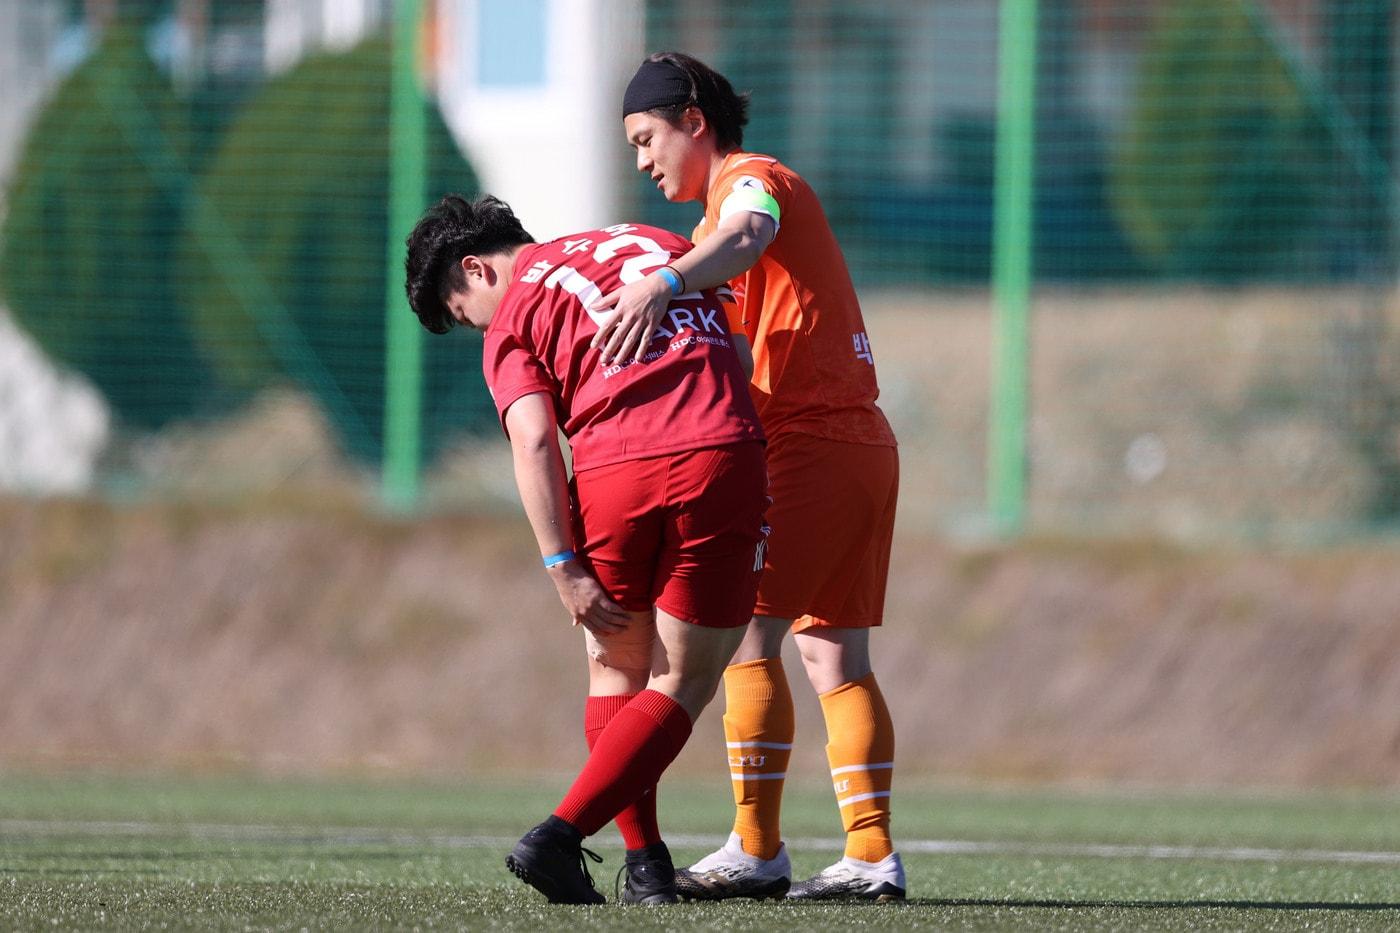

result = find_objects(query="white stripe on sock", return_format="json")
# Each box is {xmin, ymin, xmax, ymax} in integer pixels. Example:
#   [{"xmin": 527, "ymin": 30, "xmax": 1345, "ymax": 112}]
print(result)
[
  {"xmin": 830, "ymin": 762, "xmax": 894, "ymax": 777},
  {"xmin": 725, "ymin": 741, "xmax": 793, "ymax": 750},
  {"xmin": 837, "ymin": 791, "xmax": 892, "ymax": 807}
]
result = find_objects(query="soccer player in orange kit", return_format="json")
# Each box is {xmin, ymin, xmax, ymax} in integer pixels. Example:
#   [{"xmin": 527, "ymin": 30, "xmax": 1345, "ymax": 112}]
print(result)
[{"xmin": 589, "ymin": 52, "xmax": 904, "ymax": 902}]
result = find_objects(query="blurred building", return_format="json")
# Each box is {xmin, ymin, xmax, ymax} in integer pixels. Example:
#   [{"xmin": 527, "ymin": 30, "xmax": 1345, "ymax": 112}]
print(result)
[
  {"xmin": 433, "ymin": 0, "xmax": 643, "ymax": 237},
  {"xmin": 0, "ymin": 0, "xmax": 639, "ymax": 221},
  {"xmin": 0, "ymin": 0, "xmax": 638, "ymax": 493}
]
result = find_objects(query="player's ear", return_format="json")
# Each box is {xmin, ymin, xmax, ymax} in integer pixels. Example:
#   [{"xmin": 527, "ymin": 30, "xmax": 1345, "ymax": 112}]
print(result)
[
  {"xmin": 683, "ymin": 105, "xmax": 707, "ymax": 141},
  {"xmin": 461, "ymin": 255, "xmax": 488, "ymax": 286}
]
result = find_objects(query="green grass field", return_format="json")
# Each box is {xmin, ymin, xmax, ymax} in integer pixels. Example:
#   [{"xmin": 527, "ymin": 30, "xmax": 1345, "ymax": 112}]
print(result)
[{"xmin": 4, "ymin": 771, "xmax": 1400, "ymax": 930}]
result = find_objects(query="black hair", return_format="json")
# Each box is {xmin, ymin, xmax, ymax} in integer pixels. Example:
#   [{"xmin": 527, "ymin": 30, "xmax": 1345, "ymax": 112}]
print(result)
[
  {"xmin": 644, "ymin": 51, "xmax": 750, "ymax": 151},
  {"xmin": 404, "ymin": 194, "xmax": 534, "ymax": 334}
]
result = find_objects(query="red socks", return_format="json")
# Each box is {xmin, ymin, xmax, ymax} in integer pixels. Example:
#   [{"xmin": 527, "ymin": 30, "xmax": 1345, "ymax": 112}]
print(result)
[
  {"xmin": 555, "ymin": 690, "xmax": 692, "ymax": 838},
  {"xmin": 583, "ymin": 694, "xmax": 661, "ymax": 848}
]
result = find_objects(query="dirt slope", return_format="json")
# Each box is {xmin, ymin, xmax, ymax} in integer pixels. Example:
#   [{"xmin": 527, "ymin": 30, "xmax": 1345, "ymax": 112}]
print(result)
[{"xmin": 3, "ymin": 497, "xmax": 1400, "ymax": 788}]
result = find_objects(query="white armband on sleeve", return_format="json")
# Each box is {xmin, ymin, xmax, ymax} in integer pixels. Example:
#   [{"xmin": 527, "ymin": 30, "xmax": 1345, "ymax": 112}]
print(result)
[{"xmin": 718, "ymin": 186, "xmax": 782, "ymax": 231}]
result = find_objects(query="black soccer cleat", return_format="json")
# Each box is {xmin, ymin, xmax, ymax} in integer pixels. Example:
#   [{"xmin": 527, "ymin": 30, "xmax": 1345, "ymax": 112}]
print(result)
[
  {"xmin": 617, "ymin": 842, "xmax": 680, "ymax": 905},
  {"xmin": 505, "ymin": 816, "xmax": 606, "ymax": 905}
]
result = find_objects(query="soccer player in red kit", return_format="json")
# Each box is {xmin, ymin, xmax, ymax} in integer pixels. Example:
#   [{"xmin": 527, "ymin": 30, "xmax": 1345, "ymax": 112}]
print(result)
[
  {"xmin": 405, "ymin": 194, "xmax": 768, "ymax": 905},
  {"xmin": 590, "ymin": 53, "xmax": 905, "ymax": 902}
]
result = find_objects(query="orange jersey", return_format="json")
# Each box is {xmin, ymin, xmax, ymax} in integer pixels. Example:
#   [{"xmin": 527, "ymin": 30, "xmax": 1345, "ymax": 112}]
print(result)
[{"xmin": 693, "ymin": 151, "xmax": 896, "ymax": 447}]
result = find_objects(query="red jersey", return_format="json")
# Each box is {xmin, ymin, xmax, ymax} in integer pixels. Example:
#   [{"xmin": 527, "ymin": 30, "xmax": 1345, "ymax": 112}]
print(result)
[
  {"xmin": 483, "ymin": 223, "xmax": 765, "ymax": 472},
  {"xmin": 694, "ymin": 152, "xmax": 896, "ymax": 447}
]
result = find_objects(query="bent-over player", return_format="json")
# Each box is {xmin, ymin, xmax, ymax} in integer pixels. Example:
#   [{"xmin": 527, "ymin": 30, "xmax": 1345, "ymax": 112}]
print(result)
[{"xmin": 405, "ymin": 194, "xmax": 768, "ymax": 905}]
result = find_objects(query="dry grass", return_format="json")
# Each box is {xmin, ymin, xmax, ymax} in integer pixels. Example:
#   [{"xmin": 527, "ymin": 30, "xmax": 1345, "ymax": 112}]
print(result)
[
  {"xmin": 864, "ymin": 285, "xmax": 1400, "ymax": 540},
  {"xmin": 6, "ymin": 285, "xmax": 1400, "ymax": 785},
  {"xmin": 4, "ymin": 496, "xmax": 1400, "ymax": 788}
]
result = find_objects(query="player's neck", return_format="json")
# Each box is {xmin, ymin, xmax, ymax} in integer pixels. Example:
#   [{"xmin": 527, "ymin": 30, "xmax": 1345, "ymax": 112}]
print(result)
[
  {"xmin": 702, "ymin": 147, "xmax": 742, "ymax": 203},
  {"xmin": 500, "ymin": 244, "xmax": 528, "ymax": 281}
]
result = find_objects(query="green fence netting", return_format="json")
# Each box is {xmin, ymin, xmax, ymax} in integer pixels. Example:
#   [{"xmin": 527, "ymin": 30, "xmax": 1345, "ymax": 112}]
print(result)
[
  {"xmin": 640, "ymin": 0, "xmax": 1400, "ymax": 541},
  {"xmin": 1, "ymin": 0, "xmax": 1398, "ymax": 542},
  {"xmin": 0, "ymin": 1, "xmax": 496, "ymax": 500}
]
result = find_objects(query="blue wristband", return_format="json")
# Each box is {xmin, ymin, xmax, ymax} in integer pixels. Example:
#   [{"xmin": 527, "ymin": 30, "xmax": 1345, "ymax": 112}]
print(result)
[
  {"xmin": 542, "ymin": 549, "xmax": 576, "ymax": 568},
  {"xmin": 655, "ymin": 266, "xmax": 683, "ymax": 296}
]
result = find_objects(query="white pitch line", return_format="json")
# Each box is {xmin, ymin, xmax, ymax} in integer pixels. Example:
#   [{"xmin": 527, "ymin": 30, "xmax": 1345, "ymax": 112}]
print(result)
[
  {"xmin": 871, "ymin": 839, "xmax": 1400, "ymax": 866},
  {"xmin": 5, "ymin": 820, "xmax": 1400, "ymax": 867},
  {"xmin": 0, "ymin": 819, "xmax": 516, "ymax": 849}
]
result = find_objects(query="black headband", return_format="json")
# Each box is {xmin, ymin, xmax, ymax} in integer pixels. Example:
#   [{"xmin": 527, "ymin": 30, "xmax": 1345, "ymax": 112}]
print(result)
[{"xmin": 622, "ymin": 60, "xmax": 691, "ymax": 117}]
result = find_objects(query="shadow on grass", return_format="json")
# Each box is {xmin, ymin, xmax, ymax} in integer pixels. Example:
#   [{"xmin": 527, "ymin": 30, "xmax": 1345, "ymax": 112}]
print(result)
[{"xmin": 919, "ymin": 898, "xmax": 1400, "ymax": 912}]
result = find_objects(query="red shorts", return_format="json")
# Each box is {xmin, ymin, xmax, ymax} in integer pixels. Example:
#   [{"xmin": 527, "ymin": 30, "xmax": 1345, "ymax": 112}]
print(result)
[
  {"xmin": 572, "ymin": 441, "xmax": 768, "ymax": 629},
  {"xmin": 755, "ymin": 434, "xmax": 899, "ymax": 631}
]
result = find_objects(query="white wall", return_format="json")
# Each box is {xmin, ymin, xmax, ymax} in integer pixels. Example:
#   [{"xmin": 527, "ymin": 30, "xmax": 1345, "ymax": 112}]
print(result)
[
  {"xmin": 0, "ymin": 0, "xmax": 72, "ymax": 186},
  {"xmin": 436, "ymin": 0, "xmax": 644, "ymax": 240},
  {"xmin": 265, "ymin": 0, "xmax": 381, "ymax": 73},
  {"xmin": 0, "ymin": 1, "xmax": 112, "ymax": 493}
]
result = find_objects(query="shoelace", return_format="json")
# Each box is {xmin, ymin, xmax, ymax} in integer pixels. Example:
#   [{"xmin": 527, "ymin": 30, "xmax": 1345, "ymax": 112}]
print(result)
[
  {"xmin": 612, "ymin": 856, "xmax": 671, "ymax": 901},
  {"xmin": 577, "ymin": 843, "xmax": 603, "ymax": 891},
  {"xmin": 612, "ymin": 858, "xmax": 651, "ymax": 901}
]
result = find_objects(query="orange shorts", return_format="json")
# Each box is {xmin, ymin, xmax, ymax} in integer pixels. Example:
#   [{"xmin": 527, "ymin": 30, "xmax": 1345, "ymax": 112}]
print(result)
[{"xmin": 754, "ymin": 433, "xmax": 899, "ymax": 630}]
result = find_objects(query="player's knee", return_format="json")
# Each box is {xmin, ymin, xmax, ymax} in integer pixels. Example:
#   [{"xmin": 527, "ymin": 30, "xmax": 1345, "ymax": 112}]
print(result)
[
  {"xmin": 585, "ymin": 621, "xmax": 654, "ymax": 686},
  {"xmin": 795, "ymin": 631, "xmax": 871, "ymax": 694},
  {"xmin": 588, "ymin": 658, "xmax": 649, "ymax": 695},
  {"xmin": 731, "ymin": 620, "xmax": 786, "ymax": 665},
  {"xmin": 648, "ymin": 666, "xmax": 725, "ymax": 720}
]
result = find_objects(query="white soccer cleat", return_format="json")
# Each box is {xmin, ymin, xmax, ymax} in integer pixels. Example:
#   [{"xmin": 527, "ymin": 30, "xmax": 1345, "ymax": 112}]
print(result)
[
  {"xmin": 786, "ymin": 852, "xmax": 906, "ymax": 902},
  {"xmin": 673, "ymin": 832, "xmax": 792, "ymax": 900}
]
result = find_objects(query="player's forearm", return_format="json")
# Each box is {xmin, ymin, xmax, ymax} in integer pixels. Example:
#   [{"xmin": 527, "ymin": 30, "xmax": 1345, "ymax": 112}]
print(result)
[
  {"xmin": 510, "ymin": 433, "xmax": 574, "ymax": 558},
  {"xmin": 667, "ymin": 220, "xmax": 769, "ymax": 294}
]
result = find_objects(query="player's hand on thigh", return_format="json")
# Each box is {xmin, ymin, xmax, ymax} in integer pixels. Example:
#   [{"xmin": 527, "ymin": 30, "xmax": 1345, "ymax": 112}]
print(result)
[{"xmin": 548, "ymin": 561, "xmax": 631, "ymax": 634}]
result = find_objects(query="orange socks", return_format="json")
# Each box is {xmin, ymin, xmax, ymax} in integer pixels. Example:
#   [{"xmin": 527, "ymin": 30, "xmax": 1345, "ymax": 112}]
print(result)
[
  {"xmin": 819, "ymin": 673, "xmax": 895, "ymax": 862},
  {"xmin": 725, "ymin": 662, "xmax": 895, "ymax": 863},
  {"xmin": 722, "ymin": 658, "xmax": 794, "ymax": 860}
]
